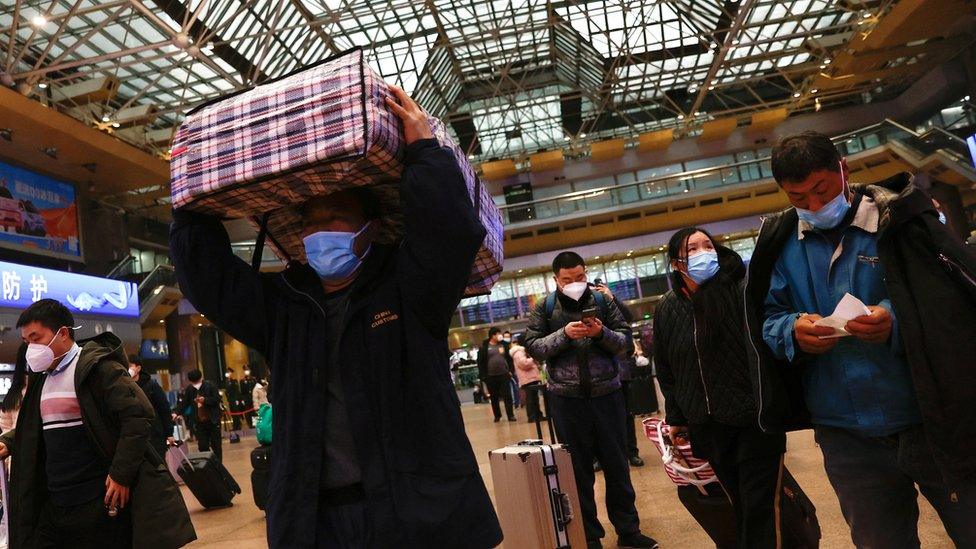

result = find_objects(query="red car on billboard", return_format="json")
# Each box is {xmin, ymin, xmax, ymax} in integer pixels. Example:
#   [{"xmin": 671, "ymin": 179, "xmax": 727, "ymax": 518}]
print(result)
[{"xmin": 0, "ymin": 186, "xmax": 23, "ymax": 233}]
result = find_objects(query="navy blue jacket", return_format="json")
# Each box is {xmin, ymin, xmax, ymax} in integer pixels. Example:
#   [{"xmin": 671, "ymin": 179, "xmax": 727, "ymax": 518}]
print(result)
[{"xmin": 170, "ymin": 139, "xmax": 502, "ymax": 548}]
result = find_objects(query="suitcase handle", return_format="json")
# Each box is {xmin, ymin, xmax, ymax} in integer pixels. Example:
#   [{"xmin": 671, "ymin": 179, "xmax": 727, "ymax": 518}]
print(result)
[
  {"xmin": 552, "ymin": 489, "xmax": 574, "ymax": 527},
  {"xmin": 172, "ymin": 443, "xmax": 195, "ymax": 471}
]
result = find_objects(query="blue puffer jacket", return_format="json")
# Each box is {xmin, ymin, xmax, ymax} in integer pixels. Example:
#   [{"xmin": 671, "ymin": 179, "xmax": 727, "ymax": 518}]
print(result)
[{"xmin": 524, "ymin": 289, "xmax": 630, "ymax": 398}]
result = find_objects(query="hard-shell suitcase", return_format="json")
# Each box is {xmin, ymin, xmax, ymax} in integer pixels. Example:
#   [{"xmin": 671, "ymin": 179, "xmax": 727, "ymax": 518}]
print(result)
[
  {"xmin": 251, "ymin": 445, "xmax": 271, "ymax": 511},
  {"xmin": 169, "ymin": 47, "xmax": 503, "ymax": 296},
  {"xmin": 489, "ymin": 440, "xmax": 585, "ymax": 549},
  {"xmin": 176, "ymin": 447, "xmax": 242, "ymax": 509}
]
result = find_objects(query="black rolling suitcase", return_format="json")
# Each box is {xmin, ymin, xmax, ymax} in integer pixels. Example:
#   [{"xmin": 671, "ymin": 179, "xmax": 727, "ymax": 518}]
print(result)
[
  {"xmin": 676, "ymin": 483, "xmax": 737, "ymax": 549},
  {"xmin": 251, "ymin": 445, "xmax": 271, "ymax": 511},
  {"xmin": 176, "ymin": 447, "xmax": 241, "ymax": 508}
]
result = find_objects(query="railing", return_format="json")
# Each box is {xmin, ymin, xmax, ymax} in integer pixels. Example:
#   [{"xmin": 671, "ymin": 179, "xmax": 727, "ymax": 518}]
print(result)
[
  {"xmin": 496, "ymin": 157, "xmax": 775, "ymax": 226},
  {"xmin": 105, "ymin": 255, "xmax": 136, "ymax": 280},
  {"xmin": 137, "ymin": 264, "xmax": 177, "ymax": 307},
  {"xmin": 496, "ymin": 118, "xmax": 976, "ymax": 227}
]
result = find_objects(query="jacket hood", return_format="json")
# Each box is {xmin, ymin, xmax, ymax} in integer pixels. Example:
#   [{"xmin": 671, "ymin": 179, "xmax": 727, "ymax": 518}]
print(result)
[
  {"xmin": 717, "ymin": 244, "xmax": 746, "ymax": 282},
  {"xmin": 856, "ymin": 172, "xmax": 936, "ymax": 233},
  {"xmin": 76, "ymin": 331, "xmax": 128, "ymax": 375}
]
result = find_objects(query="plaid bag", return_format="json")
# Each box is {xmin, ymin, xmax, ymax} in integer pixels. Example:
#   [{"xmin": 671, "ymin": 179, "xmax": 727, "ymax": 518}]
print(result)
[{"xmin": 170, "ymin": 47, "xmax": 503, "ymax": 296}]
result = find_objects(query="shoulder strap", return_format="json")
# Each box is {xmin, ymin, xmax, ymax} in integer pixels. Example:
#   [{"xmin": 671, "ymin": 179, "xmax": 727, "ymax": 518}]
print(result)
[
  {"xmin": 592, "ymin": 290, "xmax": 608, "ymax": 319},
  {"xmin": 544, "ymin": 292, "xmax": 558, "ymax": 332}
]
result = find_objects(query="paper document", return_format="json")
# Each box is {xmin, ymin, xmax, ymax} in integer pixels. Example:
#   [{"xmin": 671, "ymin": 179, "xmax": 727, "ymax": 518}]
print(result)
[{"xmin": 813, "ymin": 293, "xmax": 872, "ymax": 339}]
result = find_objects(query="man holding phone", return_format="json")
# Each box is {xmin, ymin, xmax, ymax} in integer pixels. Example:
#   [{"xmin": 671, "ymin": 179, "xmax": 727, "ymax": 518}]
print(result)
[{"xmin": 525, "ymin": 252, "xmax": 658, "ymax": 549}]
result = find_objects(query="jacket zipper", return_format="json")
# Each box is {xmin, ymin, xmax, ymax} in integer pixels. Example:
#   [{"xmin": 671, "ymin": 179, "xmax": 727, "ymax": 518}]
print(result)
[
  {"xmin": 938, "ymin": 253, "xmax": 976, "ymax": 289},
  {"xmin": 692, "ymin": 314, "xmax": 712, "ymax": 415},
  {"xmin": 744, "ymin": 216, "xmax": 768, "ymax": 431}
]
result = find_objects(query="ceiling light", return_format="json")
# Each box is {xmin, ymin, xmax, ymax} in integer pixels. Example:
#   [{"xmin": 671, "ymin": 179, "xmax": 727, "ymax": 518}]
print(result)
[
  {"xmin": 37, "ymin": 82, "xmax": 48, "ymax": 89},
  {"xmin": 102, "ymin": 115, "xmax": 110, "ymax": 122},
  {"xmin": 683, "ymin": 189, "xmax": 689, "ymax": 193},
  {"xmin": 594, "ymin": 256, "xmax": 600, "ymax": 259},
  {"xmin": 159, "ymin": 320, "xmax": 165, "ymax": 324},
  {"xmin": 517, "ymin": 269, "xmax": 523, "ymax": 273},
  {"xmin": 708, "ymin": 85, "xmax": 715, "ymax": 91},
  {"xmin": 197, "ymin": 323, "xmax": 203, "ymax": 327},
  {"xmin": 810, "ymin": 89, "xmax": 819, "ymax": 94},
  {"xmin": 563, "ymin": 136, "xmax": 570, "ymax": 141},
  {"xmin": 30, "ymin": 15, "xmax": 47, "ymax": 27},
  {"xmin": 731, "ymin": 39, "xmax": 740, "ymax": 46},
  {"xmin": 689, "ymin": 86, "xmax": 698, "ymax": 93},
  {"xmin": 579, "ymin": 132, "xmax": 587, "ymax": 138},
  {"xmin": 819, "ymin": 64, "xmax": 827, "ymax": 69},
  {"xmin": 862, "ymin": 11, "xmax": 871, "ymax": 18},
  {"xmin": 677, "ymin": 114, "xmax": 685, "ymax": 120},
  {"xmin": 112, "ymin": 122, "xmax": 120, "ymax": 128},
  {"xmin": 659, "ymin": 246, "xmax": 665, "ymax": 251},
  {"xmin": 694, "ymin": 111, "xmax": 702, "ymax": 116},
  {"xmin": 824, "ymin": 58, "xmax": 831, "ymax": 64},
  {"xmin": 793, "ymin": 92, "xmax": 801, "ymax": 98}
]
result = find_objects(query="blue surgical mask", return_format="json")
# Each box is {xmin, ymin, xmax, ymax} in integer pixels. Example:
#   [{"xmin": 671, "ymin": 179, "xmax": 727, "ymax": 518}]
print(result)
[
  {"xmin": 938, "ymin": 211, "xmax": 947, "ymax": 225},
  {"xmin": 795, "ymin": 163, "xmax": 851, "ymax": 230},
  {"xmin": 303, "ymin": 222, "xmax": 373, "ymax": 282},
  {"xmin": 686, "ymin": 251, "xmax": 720, "ymax": 285}
]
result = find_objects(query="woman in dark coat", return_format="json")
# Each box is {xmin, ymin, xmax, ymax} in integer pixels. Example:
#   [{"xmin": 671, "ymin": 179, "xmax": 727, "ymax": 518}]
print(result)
[{"xmin": 653, "ymin": 227, "xmax": 787, "ymax": 549}]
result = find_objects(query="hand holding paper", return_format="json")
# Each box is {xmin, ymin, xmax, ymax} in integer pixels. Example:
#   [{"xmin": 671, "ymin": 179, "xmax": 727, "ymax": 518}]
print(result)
[{"xmin": 813, "ymin": 293, "xmax": 872, "ymax": 339}]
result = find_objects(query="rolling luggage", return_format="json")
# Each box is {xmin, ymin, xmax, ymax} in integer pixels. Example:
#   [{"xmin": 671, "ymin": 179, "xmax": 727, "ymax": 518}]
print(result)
[
  {"xmin": 169, "ymin": 47, "xmax": 503, "ymax": 296},
  {"xmin": 166, "ymin": 441, "xmax": 187, "ymax": 485},
  {"xmin": 251, "ymin": 445, "xmax": 271, "ymax": 511},
  {"xmin": 489, "ymin": 440, "xmax": 585, "ymax": 549},
  {"xmin": 643, "ymin": 418, "xmax": 821, "ymax": 548},
  {"xmin": 175, "ymin": 446, "xmax": 241, "ymax": 509}
]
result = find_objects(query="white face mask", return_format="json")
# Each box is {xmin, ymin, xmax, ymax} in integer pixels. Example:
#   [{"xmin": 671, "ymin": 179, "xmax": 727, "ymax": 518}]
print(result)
[
  {"xmin": 128, "ymin": 367, "xmax": 138, "ymax": 378},
  {"xmin": 561, "ymin": 281, "xmax": 589, "ymax": 301},
  {"xmin": 26, "ymin": 328, "xmax": 68, "ymax": 373}
]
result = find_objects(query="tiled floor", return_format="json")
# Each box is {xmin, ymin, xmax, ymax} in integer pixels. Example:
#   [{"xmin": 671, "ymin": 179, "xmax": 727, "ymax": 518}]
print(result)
[{"xmin": 184, "ymin": 404, "xmax": 953, "ymax": 548}]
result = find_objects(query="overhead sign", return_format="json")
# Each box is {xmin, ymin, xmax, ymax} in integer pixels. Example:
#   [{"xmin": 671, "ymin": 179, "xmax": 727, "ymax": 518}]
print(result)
[
  {"xmin": 0, "ymin": 160, "xmax": 81, "ymax": 259},
  {"xmin": 0, "ymin": 260, "xmax": 138, "ymax": 318}
]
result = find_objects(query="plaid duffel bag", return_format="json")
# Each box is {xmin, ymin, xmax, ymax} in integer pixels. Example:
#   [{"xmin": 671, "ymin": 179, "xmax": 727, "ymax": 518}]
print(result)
[{"xmin": 170, "ymin": 47, "xmax": 503, "ymax": 296}]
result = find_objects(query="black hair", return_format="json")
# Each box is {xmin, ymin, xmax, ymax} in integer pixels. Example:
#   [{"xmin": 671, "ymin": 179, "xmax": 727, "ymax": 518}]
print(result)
[
  {"xmin": 300, "ymin": 187, "xmax": 381, "ymax": 221},
  {"xmin": 1, "ymin": 343, "xmax": 28, "ymax": 412},
  {"xmin": 666, "ymin": 227, "xmax": 744, "ymax": 343},
  {"xmin": 187, "ymin": 369, "xmax": 203, "ymax": 382},
  {"xmin": 502, "ymin": 330, "xmax": 511, "ymax": 335},
  {"xmin": 128, "ymin": 355, "xmax": 143, "ymax": 367},
  {"xmin": 552, "ymin": 251, "xmax": 585, "ymax": 274},
  {"xmin": 770, "ymin": 131, "xmax": 841, "ymax": 185},
  {"xmin": 16, "ymin": 299, "xmax": 75, "ymax": 340},
  {"xmin": 488, "ymin": 327, "xmax": 502, "ymax": 338}
]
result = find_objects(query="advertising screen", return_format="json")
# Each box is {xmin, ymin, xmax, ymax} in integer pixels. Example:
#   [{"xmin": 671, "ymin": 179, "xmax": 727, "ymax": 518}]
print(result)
[
  {"xmin": 0, "ymin": 159, "xmax": 81, "ymax": 259},
  {"xmin": 967, "ymin": 134, "xmax": 976, "ymax": 169},
  {"xmin": 0, "ymin": 260, "xmax": 138, "ymax": 318}
]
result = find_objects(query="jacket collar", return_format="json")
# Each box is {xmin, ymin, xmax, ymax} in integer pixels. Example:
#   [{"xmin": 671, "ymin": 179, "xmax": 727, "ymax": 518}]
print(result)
[{"xmin": 796, "ymin": 192, "xmax": 880, "ymax": 240}]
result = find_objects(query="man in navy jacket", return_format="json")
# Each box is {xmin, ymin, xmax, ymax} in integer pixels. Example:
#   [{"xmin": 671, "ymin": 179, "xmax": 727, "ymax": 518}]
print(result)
[{"xmin": 170, "ymin": 87, "xmax": 502, "ymax": 548}]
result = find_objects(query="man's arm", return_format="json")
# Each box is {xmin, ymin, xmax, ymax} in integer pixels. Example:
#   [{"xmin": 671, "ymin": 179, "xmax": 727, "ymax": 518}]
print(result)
[
  {"xmin": 170, "ymin": 209, "xmax": 277, "ymax": 355},
  {"xmin": 762, "ymin": 259, "xmax": 803, "ymax": 362},
  {"xmin": 652, "ymin": 307, "xmax": 688, "ymax": 427},
  {"xmin": 524, "ymin": 300, "xmax": 572, "ymax": 361},
  {"xmin": 593, "ymin": 298, "xmax": 629, "ymax": 355},
  {"xmin": 202, "ymin": 383, "xmax": 221, "ymax": 406},
  {"xmin": 0, "ymin": 429, "xmax": 15, "ymax": 459},
  {"xmin": 99, "ymin": 362, "xmax": 154, "ymax": 487},
  {"xmin": 396, "ymin": 139, "xmax": 486, "ymax": 337}
]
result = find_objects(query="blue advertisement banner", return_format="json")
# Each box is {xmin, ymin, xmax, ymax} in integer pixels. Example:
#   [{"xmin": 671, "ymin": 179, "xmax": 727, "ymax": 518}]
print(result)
[
  {"xmin": 0, "ymin": 260, "xmax": 138, "ymax": 318},
  {"xmin": 0, "ymin": 160, "xmax": 81, "ymax": 258}
]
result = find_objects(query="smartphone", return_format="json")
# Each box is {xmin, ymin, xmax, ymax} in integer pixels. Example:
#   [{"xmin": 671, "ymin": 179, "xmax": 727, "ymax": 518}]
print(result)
[{"xmin": 581, "ymin": 307, "xmax": 598, "ymax": 324}]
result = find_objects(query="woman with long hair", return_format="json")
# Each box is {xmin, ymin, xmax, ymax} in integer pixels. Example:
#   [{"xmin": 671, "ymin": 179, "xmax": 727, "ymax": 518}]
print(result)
[
  {"xmin": 653, "ymin": 227, "xmax": 787, "ymax": 548},
  {"xmin": 0, "ymin": 344, "xmax": 28, "ymax": 433}
]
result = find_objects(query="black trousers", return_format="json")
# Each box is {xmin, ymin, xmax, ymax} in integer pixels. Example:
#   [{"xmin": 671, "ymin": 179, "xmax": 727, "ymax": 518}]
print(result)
[
  {"xmin": 549, "ymin": 390, "xmax": 640, "ymax": 542},
  {"xmin": 619, "ymin": 380, "xmax": 639, "ymax": 458},
  {"xmin": 522, "ymin": 381, "xmax": 543, "ymax": 422},
  {"xmin": 485, "ymin": 375, "xmax": 514, "ymax": 420},
  {"xmin": 196, "ymin": 421, "xmax": 223, "ymax": 463},
  {"xmin": 35, "ymin": 497, "xmax": 132, "ymax": 549},
  {"xmin": 690, "ymin": 422, "xmax": 787, "ymax": 549}
]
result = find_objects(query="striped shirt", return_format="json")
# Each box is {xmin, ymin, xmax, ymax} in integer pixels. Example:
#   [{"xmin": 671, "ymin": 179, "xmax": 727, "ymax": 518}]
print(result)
[{"xmin": 40, "ymin": 345, "xmax": 110, "ymax": 507}]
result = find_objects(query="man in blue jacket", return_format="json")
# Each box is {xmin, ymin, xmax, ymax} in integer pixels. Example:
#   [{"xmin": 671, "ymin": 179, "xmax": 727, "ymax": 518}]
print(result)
[
  {"xmin": 745, "ymin": 131, "xmax": 976, "ymax": 547},
  {"xmin": 170, "ymin": 86, "xmax": 502, "ymax": 548}
]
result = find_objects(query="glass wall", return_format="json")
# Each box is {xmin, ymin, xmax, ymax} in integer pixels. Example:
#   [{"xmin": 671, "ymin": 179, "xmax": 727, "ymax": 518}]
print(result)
[{"xmin": 455, "ymin": 235, "xmax": 757, "ymax": 324}]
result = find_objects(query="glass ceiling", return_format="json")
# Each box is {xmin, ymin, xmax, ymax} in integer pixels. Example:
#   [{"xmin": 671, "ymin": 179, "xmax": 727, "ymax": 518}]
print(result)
[{"xmin": 0, "ymin": 0, "xmax": 935, "ymax": 165}]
